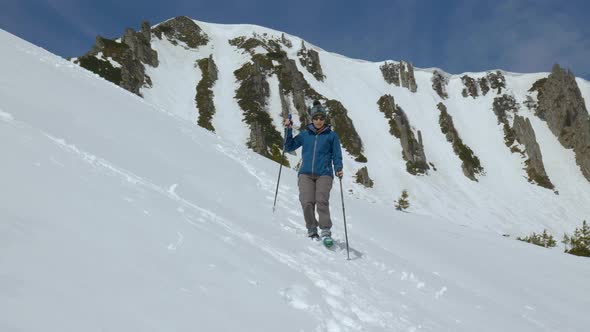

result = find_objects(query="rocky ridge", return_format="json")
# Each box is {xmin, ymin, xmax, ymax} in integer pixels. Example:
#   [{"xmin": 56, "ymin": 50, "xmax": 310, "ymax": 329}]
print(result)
[
  {"xmin": 531, "ymin": 64, "xmax": 590, "ymax": 182},
  {"xmin": 71, "ymin": 17, "xmax": 590, "ymax": 196}
]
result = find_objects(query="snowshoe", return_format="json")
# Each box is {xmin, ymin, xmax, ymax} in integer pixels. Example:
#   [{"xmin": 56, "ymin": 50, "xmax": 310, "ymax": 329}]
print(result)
[{"xmin": 322, "ymin": 236, "xmax": 334, "ymax": 248}]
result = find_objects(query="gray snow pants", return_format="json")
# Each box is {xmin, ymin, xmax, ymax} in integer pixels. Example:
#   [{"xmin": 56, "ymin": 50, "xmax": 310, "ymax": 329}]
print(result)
[{"xmin": 298, "ymin": 174, "xmax": 333, "ymax": 232}]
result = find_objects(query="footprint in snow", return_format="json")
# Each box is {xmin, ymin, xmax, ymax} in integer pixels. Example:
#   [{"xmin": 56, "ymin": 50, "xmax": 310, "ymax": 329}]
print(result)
[
  {"xmin": 0, "ymin": 109, "xmax": 15, "ymax": 121},
  {"xmin": 280, "ymin": 285, "xmax": 313, "ymax": 310}
]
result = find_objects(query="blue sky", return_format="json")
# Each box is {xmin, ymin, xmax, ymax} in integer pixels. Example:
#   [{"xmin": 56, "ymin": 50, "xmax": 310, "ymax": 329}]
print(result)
[{"xmin": 2, "ymin": 0, "xmax": 589, "ymax": 79}]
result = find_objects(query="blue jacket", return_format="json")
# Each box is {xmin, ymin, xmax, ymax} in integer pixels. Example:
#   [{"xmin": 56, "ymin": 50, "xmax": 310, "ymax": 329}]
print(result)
[{"xmin": 285, "ymin": 124, "xmax": 343, "ymax": 177}]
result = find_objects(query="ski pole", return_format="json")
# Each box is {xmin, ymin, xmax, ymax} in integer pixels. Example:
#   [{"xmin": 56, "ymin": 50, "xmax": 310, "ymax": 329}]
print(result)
[
  {"xmin": 273, "ymin": 114, "xmax": 292, "ymax": 213},
  {"xmin": 339, "ymin": 176, "xmax": 350, "ymax": 260}
]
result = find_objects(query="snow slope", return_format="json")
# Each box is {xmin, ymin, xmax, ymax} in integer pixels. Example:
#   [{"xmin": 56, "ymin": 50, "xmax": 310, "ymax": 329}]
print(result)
[
  {"xmin": 137, "ymin": 19, "xmax": 590, "ymax": 239},
  {"xmin": 2, "ymin": 29, "xmax": 590, "ymax": 331}
]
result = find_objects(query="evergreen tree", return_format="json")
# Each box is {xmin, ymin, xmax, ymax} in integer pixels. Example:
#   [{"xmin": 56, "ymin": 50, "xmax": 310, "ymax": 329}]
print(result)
[
  {"xmin": 541, "ymin": 229, "xmax": 556, "ymax": 247},
  {"xmin": 564, "ymin": 220, "xmax": 590, "ymax": 257},
  {"xmin": 562, "ymin": 233, "xmax": 571, "ymax": 251},
  {"xmin": 395, "ymin": 190, "xmax": 410, "ymax": 211},
  {"xmin": 517, "ymin": 229, "xmax": 556, "ymax": 248}
]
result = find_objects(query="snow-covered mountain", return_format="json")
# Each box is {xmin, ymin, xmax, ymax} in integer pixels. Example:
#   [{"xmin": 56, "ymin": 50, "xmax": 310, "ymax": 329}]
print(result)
[
  {"xmin": 2, "ymin": 22, "xmax": 590, "ymax": 332},
  {"xmin": 72, "ymin": 17, "xmax": 590, "ymax": 239}
]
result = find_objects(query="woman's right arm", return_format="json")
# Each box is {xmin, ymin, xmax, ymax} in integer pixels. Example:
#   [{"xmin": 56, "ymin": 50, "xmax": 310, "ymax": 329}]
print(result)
[{"xmin": 285, "ymin": 128, "xmax": 303, "ymax": 152}]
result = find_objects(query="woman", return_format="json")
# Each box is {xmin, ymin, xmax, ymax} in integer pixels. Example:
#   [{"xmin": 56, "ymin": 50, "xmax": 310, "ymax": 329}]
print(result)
[{"xmin": 284, "ymin": 100, "xmax": 343, "ymax": 243}]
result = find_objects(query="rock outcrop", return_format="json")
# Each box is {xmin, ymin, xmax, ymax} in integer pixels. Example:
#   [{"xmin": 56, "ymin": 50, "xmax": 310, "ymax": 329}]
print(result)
[
  {"xmin": 492, "ymin": 94, "xmax": 520, "ymax": 148},
  {"xmin": 280, "ymin": 33, "xmax": 292, "ymax": 48},
  {"xmin": 462, "ymin": 71, "xmax": 506, "ymax": 98},
  {"xmin": 229, "ymin": 33, "xmax": 288, "ymax": 55},
  {"xmin": 487, "ymin": 71, "xmax": 506, "ymax": 94},
  {"xmin": 461, "ymin": 75, "xmax": 479, "ymax": 98},
  {"xmin": 324, "ymin": 100, "xmax": 367, "ymax": 162},
  {"xmin": 530, "ymin": 64, "xmax": 590, "ymax": 182},
  {"xmin": 229, "ymin": 34, "xmax": 306, "ymax": 126},
  {"xmin": 377, "ymin": 95, "xmax": 429, "ymax": 175},
  {"xmin": 380, "ymin": 61, "xmax": 418, "ymax": 92},
  {"xmin": 492, "ymin": 95, "xmax": 554, "ymax": 189},
  {"xmin": 297, "ymin": 41, "xmax": 325, "ymax": 82},
  {"xmin": 276, "ymin": 57, "xmax": 309, "ymax": 125},
  {"xmin": 234, "ymin": 54, "xmax": 287, "ymax": 165},
  {"xmin": 478, "ymin": 77, "xmax": 491, "ymax": 96},
  {"xmin": 152, "ymin": 16, "xmax": 209, "ymax": 49},
  {"xmin": 75, "ymin": 17, "xmax": 211, "ymax": 97},
  {"xmin": 122, "ymin": 21, "xmax": 158, "ymax": 67},
  {"xmin": 431, "ymin": 70, "xmax": 449, "ymax": 99},
  {"xmin": 437, "ymin": 103, "xmax": 484, "ymax": 181},
  {"xmin": 232, "ymin": 34, "xmax": 318, "ymax": 127},
  {"xmin": 195, "ymin": 55, "xmax": 218, "ymax": 131},
  {"xmin": 75, "ymin": 21, "xmax": 159, "ymax": 96},
  {"xmin": 355, "ymin": 167, "xmax": 374, "ymax": 188},
  {"xmin": 512, "ymin": 115, "xmax": 554, "ymax": 189},
  {"xmin": 380, "ymin": 62, "xmax": 400, "ymax": 86}
]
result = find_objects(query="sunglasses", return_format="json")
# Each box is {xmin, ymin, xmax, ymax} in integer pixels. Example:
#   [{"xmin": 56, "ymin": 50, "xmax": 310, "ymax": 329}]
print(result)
[{"xmin": 312, "ymin": 116, "xmax": 326, "ymax": 121}]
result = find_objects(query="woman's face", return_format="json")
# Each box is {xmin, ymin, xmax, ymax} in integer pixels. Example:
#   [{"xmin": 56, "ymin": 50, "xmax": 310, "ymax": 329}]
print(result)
[{"xmin": 312, "ymin": 116, "xmax": 325, "ymax": 129}]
